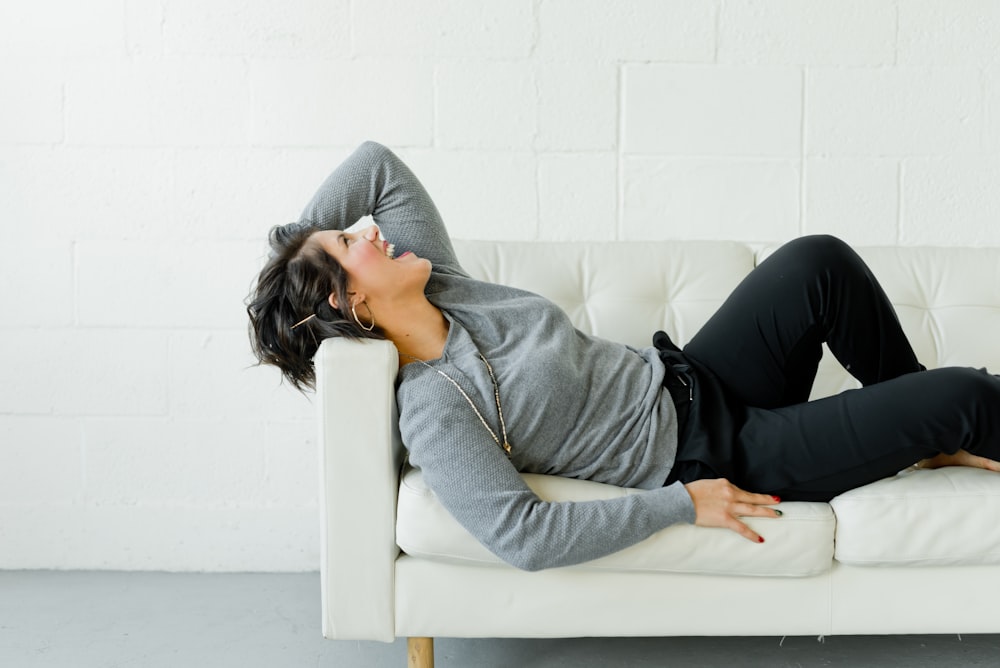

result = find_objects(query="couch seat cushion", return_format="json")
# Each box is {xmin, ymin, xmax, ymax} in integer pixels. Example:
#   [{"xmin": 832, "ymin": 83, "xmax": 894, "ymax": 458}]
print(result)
[
  {"xmin": 396, "ymin": 467, "xmax": 834, "ymax": 576},
  {"xmin": 831, "ymin": 467, "xmax": 1000, "ymax": 566}
]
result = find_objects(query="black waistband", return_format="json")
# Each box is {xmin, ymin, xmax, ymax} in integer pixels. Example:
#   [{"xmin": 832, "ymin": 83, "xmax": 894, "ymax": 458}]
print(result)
[
  {"xmin": 654, "ymin": 330, "xmax": 716, "ymax": 485},
  {"xmin": 654, "ymin": 331, "xmax": 741, "ymax": 485},
  {"xmin": 662, "ymin": 361, "xmax": 693, "ymax": 437}
]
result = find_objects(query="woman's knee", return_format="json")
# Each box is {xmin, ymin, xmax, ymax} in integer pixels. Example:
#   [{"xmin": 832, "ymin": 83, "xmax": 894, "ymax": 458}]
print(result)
[
  {"xmin": 763, "ymin": 235, "xmax": 862, "ymax": 281},
  {"xmin": 782, "ymin": 234, "xmax": 857, "ymax": 268}
]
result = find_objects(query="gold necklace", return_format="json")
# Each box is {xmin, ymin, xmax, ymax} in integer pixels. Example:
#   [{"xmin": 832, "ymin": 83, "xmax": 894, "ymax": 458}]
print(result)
[{"xmin": 400, "ymin": 352, "xmax": 512, "ymax": 457}]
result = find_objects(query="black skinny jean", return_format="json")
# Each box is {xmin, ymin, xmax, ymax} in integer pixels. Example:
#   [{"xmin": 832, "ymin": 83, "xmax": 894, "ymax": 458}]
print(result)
[{"xmin": 664, "ymin": 235, "xmax": 1000, "ymax": 501}]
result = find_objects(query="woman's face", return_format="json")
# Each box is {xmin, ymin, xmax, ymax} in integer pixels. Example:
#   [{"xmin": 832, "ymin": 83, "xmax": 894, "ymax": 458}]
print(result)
[{"xmin": 309, "ymin": 226, "xmax": 431, "ymax": 308}]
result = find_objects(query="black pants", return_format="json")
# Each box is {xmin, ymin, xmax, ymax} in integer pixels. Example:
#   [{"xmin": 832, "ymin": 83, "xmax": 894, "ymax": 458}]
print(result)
[{"xmin": 663, "ymin": 235, "xmax": 1000, "ymax": 501}]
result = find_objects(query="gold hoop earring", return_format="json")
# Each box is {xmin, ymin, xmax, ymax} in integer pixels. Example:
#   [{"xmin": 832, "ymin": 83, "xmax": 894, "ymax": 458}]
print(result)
[{"xmin": 351, "ymin": 301, "xmax": 375, "ymax": 332}]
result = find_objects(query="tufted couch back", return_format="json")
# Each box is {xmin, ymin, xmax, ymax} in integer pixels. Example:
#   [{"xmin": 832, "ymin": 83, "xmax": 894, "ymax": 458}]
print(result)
[{"xmin": 453, "ymin": 240, "xmax": 1000, "ymax": 400}]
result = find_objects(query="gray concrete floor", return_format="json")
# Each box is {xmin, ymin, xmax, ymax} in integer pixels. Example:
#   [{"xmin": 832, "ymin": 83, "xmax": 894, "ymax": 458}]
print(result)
[{"xmin": 2, "ymin": 571, "xmax": 999, "ymax": 667}]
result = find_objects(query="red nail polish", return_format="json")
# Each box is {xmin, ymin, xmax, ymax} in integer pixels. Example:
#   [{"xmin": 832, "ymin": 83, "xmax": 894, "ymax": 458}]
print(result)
[
  {"xmin": 772, "ymin": 496, "xmax": 781, "ymax": 503},
  {"xmin": 758, "ymin": 536, "xmax": 765, "ymax": 543}
]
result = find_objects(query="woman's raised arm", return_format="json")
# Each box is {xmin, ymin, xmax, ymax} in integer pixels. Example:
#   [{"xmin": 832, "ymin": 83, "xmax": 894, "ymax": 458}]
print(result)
[{"xmin": 299, "ymin": 141, "xmax": 464, "ymax": 274}]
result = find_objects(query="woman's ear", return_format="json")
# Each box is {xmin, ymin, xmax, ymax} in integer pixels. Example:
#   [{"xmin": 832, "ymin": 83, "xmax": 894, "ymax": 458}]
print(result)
[{"xmin": 329, "ymin": 290, "xmax": 365, "ymax": 312}]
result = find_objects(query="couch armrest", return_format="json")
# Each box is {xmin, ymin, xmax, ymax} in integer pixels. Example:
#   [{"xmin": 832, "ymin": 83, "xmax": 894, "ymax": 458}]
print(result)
[{"xmin": 316, "ymin": 337, "xmax": 403, "ymax": 642}]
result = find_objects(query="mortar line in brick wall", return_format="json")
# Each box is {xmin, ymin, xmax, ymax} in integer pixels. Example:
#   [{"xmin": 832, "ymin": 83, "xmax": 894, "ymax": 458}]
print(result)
[
  {"xmin": 892, "ymin": 0, "xmax": 900, "ymax": 67},
  {"xmin": 80, "ymin": 416, "xmax": 91, "ymax": 507},
  {"xmin": 431, "ymin": 65, "xmax": 439, "ymax": 149},
  {"xmin": 979, "ymin": 66, "xmax": 987, "ymax": 150},
  {"xmin": 120, "ymin": 0, "xmax": 129, "ymax": 60},
  {"xmin": 165, "ymin": 329, "xmax": 176, "ymax": 418},
  {"xmin": 713, "ymin": 0, "xmax": 722, "ymax": 63},
  {"xmin": 896, "ymin": 160, "xmax": 903, "ymax": 245},
  {"xmin": 799, "ymin": 68, "xmax": 807, "ymax": 237},
  {"xmin": 62, "ymin": 325, "xmax": 251, "ymax": 333},
  {"xmin": 529, "ymin": 0, "xmax": 540, "ymax": 58},
  {"xmin": 531, "ymin": 62, "xmax": 541, "ymax": 239},
  {"xmin": 533, "ymin": 154, "xmax": 540, "ymax": 240},
  {"xmin": 615, "ymin": 63, "xmax": 624, "ymax": 241},
  {"xmin": 347, "ymin": 0, "xmax": 355, "ymax": 59},
  {"xmin": 71, "ymin": 241, "xmax": 80, "ymax": 327},
  {"xmin": 60, "ymin": 77, "xmax": 67, "ymax": 145}
]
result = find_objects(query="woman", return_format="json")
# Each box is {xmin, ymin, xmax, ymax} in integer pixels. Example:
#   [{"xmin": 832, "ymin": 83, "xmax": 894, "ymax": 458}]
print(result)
[{"xmin": 248, "ymin": 141, "xmax": 1000, "ymax": 571}]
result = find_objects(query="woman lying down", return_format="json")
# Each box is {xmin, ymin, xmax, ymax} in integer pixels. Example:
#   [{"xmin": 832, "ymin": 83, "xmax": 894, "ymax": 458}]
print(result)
[{"xmin": 247, "ymin": 141, "xmax": 1000, "ymax": 572}]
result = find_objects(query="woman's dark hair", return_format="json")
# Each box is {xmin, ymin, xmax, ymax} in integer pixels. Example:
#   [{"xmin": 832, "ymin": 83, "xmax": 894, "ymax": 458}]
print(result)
[{"xmin": 247, "ymin": 221, "xmax": 383, "ymax": 392}]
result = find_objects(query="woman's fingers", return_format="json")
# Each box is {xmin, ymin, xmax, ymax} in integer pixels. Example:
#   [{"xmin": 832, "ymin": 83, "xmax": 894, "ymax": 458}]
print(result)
[
  {"xmin": 729, "ymin": 520, "xmax": 764, "ymax": 543},
  {"xmin": 731, "ymin": 501, "xmax": 782, "ymax": 519},
  {"xmin": 722, "ymin": 516, "xmax": 764, "ymax": 543},
  {"xmin": 685, "ymin": 478, "xmax": 782, "ymax": 543}
]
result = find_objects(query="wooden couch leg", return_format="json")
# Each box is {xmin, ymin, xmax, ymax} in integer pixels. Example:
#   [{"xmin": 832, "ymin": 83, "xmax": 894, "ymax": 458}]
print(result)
[{"xmin": 407, "ymin": 637, "xmax": 434, "ymax": 668}]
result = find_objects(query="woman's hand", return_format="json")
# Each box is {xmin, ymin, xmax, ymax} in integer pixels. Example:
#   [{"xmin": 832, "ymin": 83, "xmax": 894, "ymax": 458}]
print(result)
[{"xmin": 684, "ymin": 478, "xmax": 782, "ymax": 543}]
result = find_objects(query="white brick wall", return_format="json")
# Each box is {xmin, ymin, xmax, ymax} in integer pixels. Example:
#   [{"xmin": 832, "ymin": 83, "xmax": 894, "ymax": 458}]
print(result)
[
  {"xmin": 623, "ymin": 65, "xmax": 803, "ymax": 157},
  {"xmin": 718, "ymin": 0, "xmax": 897, "ymax": 66},
  {"xmin": 4, "ymin": 1, "xmax": 1000, "ymax": 571}
]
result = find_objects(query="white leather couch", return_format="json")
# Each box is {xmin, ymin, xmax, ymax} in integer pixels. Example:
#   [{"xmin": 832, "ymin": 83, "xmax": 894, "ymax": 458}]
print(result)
[{"xmin": 316, "ymin": 240, "xmax": 1000, "ymax": 667}]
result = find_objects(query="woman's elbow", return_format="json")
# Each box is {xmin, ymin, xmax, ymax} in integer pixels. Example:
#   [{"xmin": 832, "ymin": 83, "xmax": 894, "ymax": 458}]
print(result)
[{"xmin": 358, "ymin": 140, "xmax": 391, "ymax": 157}]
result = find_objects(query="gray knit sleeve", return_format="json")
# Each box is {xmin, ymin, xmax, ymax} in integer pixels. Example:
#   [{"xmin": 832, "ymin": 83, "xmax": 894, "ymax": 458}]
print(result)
[
  {"xmin": 299, "ymin": 141, "xmax": 465, "ymax": 275},
  {"xmin": 398, "ymin": 373, "xmax": 696, "ymax": 571}
]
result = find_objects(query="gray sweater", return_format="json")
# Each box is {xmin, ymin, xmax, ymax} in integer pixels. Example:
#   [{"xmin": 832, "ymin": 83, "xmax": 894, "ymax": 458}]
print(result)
[{"xmin": 301, "ymin": 142, "xmax": 695, "ymax": 571}]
